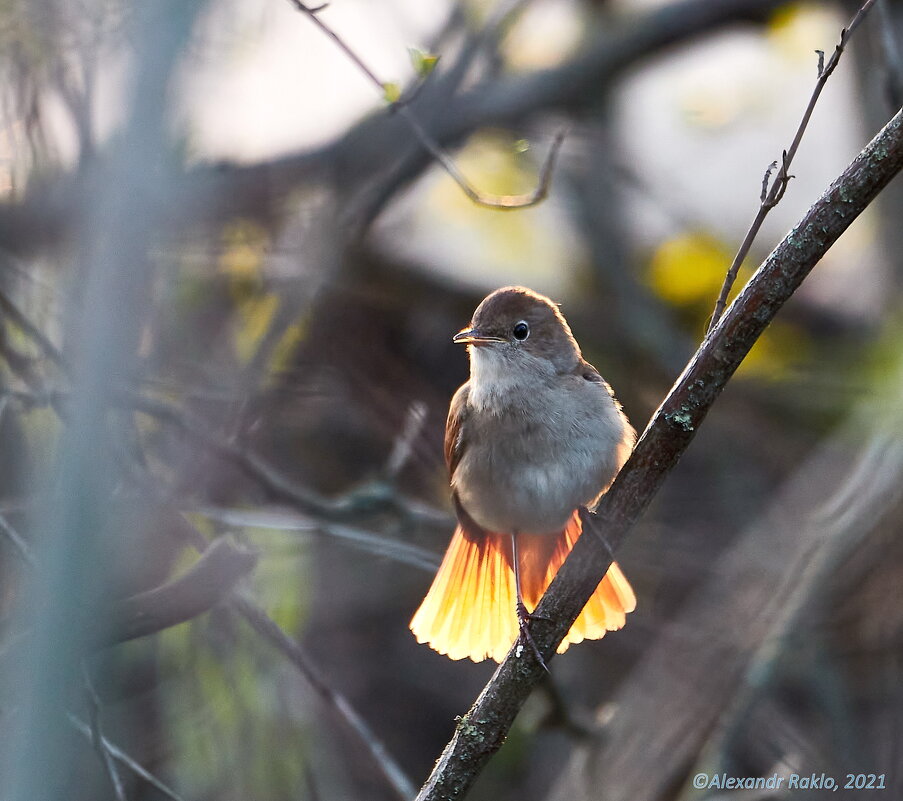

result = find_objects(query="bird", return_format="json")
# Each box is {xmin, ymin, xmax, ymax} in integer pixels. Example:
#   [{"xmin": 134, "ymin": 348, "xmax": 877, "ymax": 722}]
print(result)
[{"xmin": 410, "ymin": 286, "xmax": 636, "ymax": 664}]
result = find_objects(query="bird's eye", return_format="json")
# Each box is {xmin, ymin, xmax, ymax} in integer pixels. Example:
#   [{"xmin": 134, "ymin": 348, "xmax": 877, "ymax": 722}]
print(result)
[{"xmin": 512, "ymin": 321, "xmax": 530, "ymax": 341}]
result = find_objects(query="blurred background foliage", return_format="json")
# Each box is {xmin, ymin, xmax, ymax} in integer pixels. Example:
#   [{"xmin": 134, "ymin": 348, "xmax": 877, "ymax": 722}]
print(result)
[{"xmin": 0, "ymin": 0, "xmax": 902, "ymax": 800}]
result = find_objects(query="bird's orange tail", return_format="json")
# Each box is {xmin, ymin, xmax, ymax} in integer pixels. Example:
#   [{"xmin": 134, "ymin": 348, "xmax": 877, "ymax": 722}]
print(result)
[{"xmin": 410, "ymin": 511, "xmax": 635, "ymax": 663}]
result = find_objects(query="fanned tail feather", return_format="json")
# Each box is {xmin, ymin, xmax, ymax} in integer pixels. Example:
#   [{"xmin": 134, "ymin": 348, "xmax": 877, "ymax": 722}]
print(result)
[
  {"xmin": 410, "ymin": 527, "xmax": 519, "ymax": 662},
  {"xmin": 537, "ymin": 512, "xmax": 636, "ymax": 654},
  {"xmin": 410, "ymin": 511, "xmax": 635, "ymax": 663}
]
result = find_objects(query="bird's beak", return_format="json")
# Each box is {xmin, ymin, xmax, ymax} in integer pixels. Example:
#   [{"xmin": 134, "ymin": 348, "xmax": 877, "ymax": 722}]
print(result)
[{"xmin": 453, "ymin": 328, "xmax": 505, "ymax": 346}]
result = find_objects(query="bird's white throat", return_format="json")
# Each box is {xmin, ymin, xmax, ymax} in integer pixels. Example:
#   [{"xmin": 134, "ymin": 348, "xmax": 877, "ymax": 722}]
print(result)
[{"xmin": 467, "ymin": 345, "xmax": 550, "ymax": 413}]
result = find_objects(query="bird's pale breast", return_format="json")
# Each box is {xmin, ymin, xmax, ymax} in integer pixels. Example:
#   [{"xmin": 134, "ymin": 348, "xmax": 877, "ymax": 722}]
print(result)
[{"xmin": 453, "ymin": 366, "xmax": 631, "ymax": 535}]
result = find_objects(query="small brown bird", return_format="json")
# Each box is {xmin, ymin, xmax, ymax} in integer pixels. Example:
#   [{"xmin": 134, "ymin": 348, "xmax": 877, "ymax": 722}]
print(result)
[{"xmin": 410, "ymin": 286, "xmax": 636, "ymax": 663}]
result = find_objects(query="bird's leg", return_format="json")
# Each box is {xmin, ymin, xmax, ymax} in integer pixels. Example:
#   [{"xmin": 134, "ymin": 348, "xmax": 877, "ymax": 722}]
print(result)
[
  {"xmin": 583, "ymin": 508, "xmax": 616, "ymax": 560},
  {"xmin": 512, "ymin": 532, "xmax": 550, "ymax": 674}
]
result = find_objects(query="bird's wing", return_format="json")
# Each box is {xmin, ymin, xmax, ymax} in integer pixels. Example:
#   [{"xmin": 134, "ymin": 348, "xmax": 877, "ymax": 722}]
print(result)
[
  {"xmin": 576, "ymin": 358, "xmax": 607, "ymax": 387},
  {"xmin": 444, "ymin": 383, "xmax": 488, "ymax": 542},
  {"xmin": 444, "ymin": 382, "xmax": 470, "ymax": 479}
]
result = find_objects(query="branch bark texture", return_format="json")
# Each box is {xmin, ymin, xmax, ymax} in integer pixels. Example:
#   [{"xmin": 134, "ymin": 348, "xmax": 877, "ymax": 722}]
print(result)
[
  {"xmin": 415, "ymin": 106, "xmax": 903, "ymax": 801},
  {"xmin": 551, "ymin": 409, "xmax": 903, "ymax": 801}
]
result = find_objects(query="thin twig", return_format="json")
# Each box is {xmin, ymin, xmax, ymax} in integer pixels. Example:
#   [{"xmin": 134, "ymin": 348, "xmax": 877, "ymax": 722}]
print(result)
[
  {"xmin": 0, "ymin": 284, "xmax": 66, "ymax": 369},
  {"xmin": 0, "ymin": 362, "xmax": 450, "ymax": 534},
  {"xmin": 707, "ymin": 0, "xmax": 879, "ymax": 333},
  {"xmin": 0, "ymin": 510, "xmax": 36, "ymax": 566},
  {"xmin": 759, "ymin": 159, "xmax": 779, "ymax": 202},
  {"xmin": 414, "ymin": 105, "xmax": 903, "ymax": 801},
  {"xmin": 121, "ymin": 393, "xmax": 328, "ymax": 519},
  {"xmin": 285, "ymin": 0, "xmax": 565, "ymax": 209},
  {"xmin": 1, "ymin": 512, "xmax": 232, "ymax": 801},
  {"xmin": 401, "ymin": 114, "xmax": 565, "ymax": 209},
  {"xmin": 193, "ymin": 506, "xmax": 440, "ymax": 572},
  {"xmin": 383, "ymin": 399, "xmax": 427, "ymax": 480},
  {"xmin": 2, "ymin": 385, "xmax": 448, "ymax": 569},
  {"xmin": 67, "ymin": 714, "xmax": 187, "ymax": 801},
  {"xmin": 230, "ymin": 594, "xmax": 417, "ymax": 801},
  {"xmin": 0, "ymin": 0, "xmax": 799, "ymax": 254},
  {"xmin": 168, "ymin": 517, "xmax": 418, "ymax": 801},
  {"xmin": 83, "ymin": 665, "xmax": 128, "ymax": 801},
  {"xmin": 123, "ymin": 391, "xmax": 452, "ymax": 527}
]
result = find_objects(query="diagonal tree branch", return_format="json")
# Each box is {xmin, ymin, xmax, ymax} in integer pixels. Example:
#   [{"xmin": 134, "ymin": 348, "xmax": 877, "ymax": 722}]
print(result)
[
  {"xmin": 165, "ymin": 501, "xmax": 419, "ymax": 801},
  {"xmin": 66, "ymin": 714, "xmax": 187, "ymax": 801},
  {"xmin": 82, "ymin": 666, "xmax": 128, "ymax": 801},
  {"xmin": 230, "ymin": 595, "xmax": 417, "ymax": 801},
  {"xmin": 0, "ymin": 511, "xmax": 36, "ymax": 566},
  {"xmin": 121, "ymin": 391, "xmax": 452, "ymax": 529},
  {"xmin": 193, "ymin": 506, "xmax": 440, "ymax": 572},
  {"xmin": 414, "ymin": 105, "xmax": 903, "ymax": 801},
  {"xmin": 707, "ymin": 0, "xmax": 879, "ymax": 332},
  {"xmin": 550, "ymin": 400, "xmax": 903, "ymax": 801},
  {"xmin": 101, "ymin": 537, "xmax": 258, "ymax": 646}
]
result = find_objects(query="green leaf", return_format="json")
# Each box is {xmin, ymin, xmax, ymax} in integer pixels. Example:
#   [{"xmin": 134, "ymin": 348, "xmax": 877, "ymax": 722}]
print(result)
[
  {"xmin": 408, "ymin": 46, "xmax": 439, "ymax": 78},
  {"xmin": 382, "ymin": 81, "xmax": 401, "ymax": 104}
]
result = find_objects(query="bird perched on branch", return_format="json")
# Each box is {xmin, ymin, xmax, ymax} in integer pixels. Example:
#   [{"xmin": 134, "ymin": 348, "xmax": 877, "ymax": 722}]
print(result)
[{"xmin": 410, "ymin": 286, "xmax": 636, "ymax": 664}]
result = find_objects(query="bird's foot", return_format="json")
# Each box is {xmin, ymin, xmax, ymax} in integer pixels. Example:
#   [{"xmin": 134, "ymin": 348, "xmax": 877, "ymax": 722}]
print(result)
[{"xmin": 516, "ymin": 601, "xmax": 551, "ymax": 674}]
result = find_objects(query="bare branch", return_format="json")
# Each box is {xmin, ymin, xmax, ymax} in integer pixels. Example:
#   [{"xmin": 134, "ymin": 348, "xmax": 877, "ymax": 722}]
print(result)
[
  {"xmin": 383, "ymin": 399, "xmax": 427, "ymax": 480},
  {"xmin": 550, "ymin": 419, "xmax": 903, "ymax": 801},
  {"xmin": 230, "ymin": 595, "xmax": 417, "ymax": 801},
  {"xmin": 165, "ymin": 513, "xmax": 418, "ymax": 801},
  {"xmin": 83, "ymin": 666, "xmax": 128, "ymax": 801},
  {"xmin": 345, "ymin": 0, "xmax": 795, "ymax": 230},
  {"xmin": 67, "ymin": 714, "xmax": 187, "ymax": 801},
  {"xmin": 2, "ymin": 384, "xmax": 447, "ymax": 569},
  {"xmin": 2, "ymin": 512, "xmax": 256, "ymax": 647},
  {"xmin": 0, "ymin": 285, "xmax": 450, "ymax": 536},
  {"xmin": 193, "ymin": 506, "xmax": 441, "ymax": 572},
  {"xmin": 707, "ymin": 0, "xmax": 879, "ymax": 332},
  {"xmin": 0, "ymin": 0, "xmax": 797, "ymax": 253},
  {"xmin": 285, "ymin": 0, "xmax": 564, "ymax": 210},
  {"xmin": 0, "ymin": 283, "xmax": 65, "ymax": 369},
  {"xmin": 124, "ymin": 392, "xmax": 452, "ymax": 528},
  {"xmin": 414, "ymin": 105, "xmax": 903, "ymax": 801},
  {"xmin": 101, "ymin": 537, "xmax": 258, "ymax": 646},
  {"xmin": 0, "ymin": 511, "xmax": 35, "ymax": 566}
]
